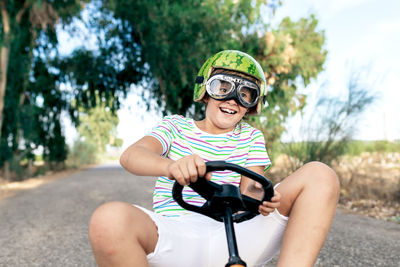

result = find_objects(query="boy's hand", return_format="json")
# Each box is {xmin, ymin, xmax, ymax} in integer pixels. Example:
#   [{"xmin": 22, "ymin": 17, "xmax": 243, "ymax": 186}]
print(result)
[
  {"xmin": 242, "ymin": 180, "xmax": 281, "ymax": 216},
  {"xmin": 258, "ymin": 187, "xmax": 281, "ymax": 216},
  {"xmin": 167, "ymin": 154, "xmax": 211, "ymax": 186}
]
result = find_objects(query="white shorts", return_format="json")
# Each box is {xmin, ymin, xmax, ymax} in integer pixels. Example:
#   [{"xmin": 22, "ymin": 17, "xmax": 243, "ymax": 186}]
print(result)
[{"xmin": 136, "ymin": 205, "xmax": 288, "ymax": 267}]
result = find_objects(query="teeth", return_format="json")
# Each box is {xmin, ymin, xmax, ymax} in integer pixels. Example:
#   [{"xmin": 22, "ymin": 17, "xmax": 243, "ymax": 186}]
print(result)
[{"xmin": 220, "ymin": 107, "xmax": 237, "ymax": 114}]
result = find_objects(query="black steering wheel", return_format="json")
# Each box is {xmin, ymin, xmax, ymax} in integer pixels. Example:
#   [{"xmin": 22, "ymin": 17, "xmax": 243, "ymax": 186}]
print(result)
[
  {"xmin": 172, "ymin": 160, "xmax": 274, "ymax": 223},
  {"xmin": 172, "ymin": 161, "xmax": 274, "ymax": 267}
]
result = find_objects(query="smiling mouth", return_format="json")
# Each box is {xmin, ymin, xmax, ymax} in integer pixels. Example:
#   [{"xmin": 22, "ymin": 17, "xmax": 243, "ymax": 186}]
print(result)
[{"xmin": 220, "ymin": 107, "xmax": 237, "ymax": 115}]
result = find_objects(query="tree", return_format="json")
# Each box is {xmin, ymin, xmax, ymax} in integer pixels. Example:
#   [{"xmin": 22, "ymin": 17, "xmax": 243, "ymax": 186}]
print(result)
[
  {"xmin": 0, "ymin": 0, "xmax": 85, "ymax": 136},
  {"xmin": 246, "ymin": 15, "xmax": 327, "ymax": 158},
  {"xmin": 76, "ymin": 95, "xmax": 122, "ymax": 155},
  {"xmin": 1, "ymin": 0, "xmax": 328, "ymax": 178},
  {"xmin": 0, "ymin": 1, "xmax": 88, "ymax": 178},
  {"xmin": 70, "ymin": 0, "xmax": 281, "ymax": 118},
  {"xmin": 85, "ymin": 1, "xmax": 326, "ymax": 156}
]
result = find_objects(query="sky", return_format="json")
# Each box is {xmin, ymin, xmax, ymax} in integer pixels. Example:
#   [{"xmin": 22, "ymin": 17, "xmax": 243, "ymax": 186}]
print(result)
[
  {"xmin": 61, "ymin": 0, "xmax": 400, "ymax": 148},
  {"xmin": 270, "ymin": 0, "xmax": 400, "ymax": 142}
]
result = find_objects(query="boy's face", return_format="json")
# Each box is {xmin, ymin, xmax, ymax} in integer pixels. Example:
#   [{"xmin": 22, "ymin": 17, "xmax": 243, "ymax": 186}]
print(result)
[{"xmin": 204, "ymin": 96, "xmax": 248, "ymax": 133}]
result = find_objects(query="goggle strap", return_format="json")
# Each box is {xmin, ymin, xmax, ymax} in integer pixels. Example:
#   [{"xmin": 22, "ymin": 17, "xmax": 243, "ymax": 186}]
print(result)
[{"xmin": 195, "ymin": 76, "xmax": 204, "ymax": 84}]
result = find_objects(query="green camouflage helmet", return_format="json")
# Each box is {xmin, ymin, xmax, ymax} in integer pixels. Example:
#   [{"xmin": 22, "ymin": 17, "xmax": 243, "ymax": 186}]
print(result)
[{"xmin": 194, "ymin": 50, "xmax": 267, "ymax": 115}]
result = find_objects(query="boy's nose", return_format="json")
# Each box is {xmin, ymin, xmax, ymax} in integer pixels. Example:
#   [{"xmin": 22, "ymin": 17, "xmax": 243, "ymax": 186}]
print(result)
[{"xmin": 225, "ymin": 98, "xmax": 239, "ymax": 106}]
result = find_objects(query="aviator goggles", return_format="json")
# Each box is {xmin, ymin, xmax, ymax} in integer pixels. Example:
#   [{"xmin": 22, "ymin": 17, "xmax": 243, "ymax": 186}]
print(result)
[{"xmin": 205, "ymin": 74, "xmax": 260, "ymax": 108}]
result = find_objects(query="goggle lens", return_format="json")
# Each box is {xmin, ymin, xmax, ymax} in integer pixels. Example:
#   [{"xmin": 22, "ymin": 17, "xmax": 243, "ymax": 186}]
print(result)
[
  {"xmin": 208, "ymin": 79, "xmax": 234, "ymax": 98},
  {"xmin": 238, "ymin": 86, "xmax": 259, "ymax": 105}
]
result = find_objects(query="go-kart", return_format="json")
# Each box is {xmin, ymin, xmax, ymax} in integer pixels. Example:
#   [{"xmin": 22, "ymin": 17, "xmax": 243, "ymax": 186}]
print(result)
[{"xmin": 172, "ymin": 161, "xmax": 274, "ymax": 267}]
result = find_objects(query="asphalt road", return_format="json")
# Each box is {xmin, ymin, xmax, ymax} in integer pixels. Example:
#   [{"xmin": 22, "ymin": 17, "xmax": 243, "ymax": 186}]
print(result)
[{"xmin": 0, "ymin": 164, "xmax": 399, "ymax": 267}]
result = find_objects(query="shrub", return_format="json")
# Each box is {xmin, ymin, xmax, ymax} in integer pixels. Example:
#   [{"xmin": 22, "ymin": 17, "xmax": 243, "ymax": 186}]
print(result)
[
  {"xmin": 281, "ymin": 68, "xmax": 376, "ymax": 168},
  {"xmin": 66, "ymin": 140, "xmax": 98, "ymax": 168}
]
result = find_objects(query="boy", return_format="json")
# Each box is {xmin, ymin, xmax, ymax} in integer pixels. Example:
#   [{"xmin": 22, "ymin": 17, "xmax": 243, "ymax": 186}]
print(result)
[{"xmin": 89, "ymin": 50, "xmax": 340, "ymax": 266}]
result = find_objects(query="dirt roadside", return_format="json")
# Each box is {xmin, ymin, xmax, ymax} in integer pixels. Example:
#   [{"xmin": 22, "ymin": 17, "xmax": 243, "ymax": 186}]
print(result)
[{"xmin": 0, "ymin": 165, "xmax": 94, "ymax": 200}]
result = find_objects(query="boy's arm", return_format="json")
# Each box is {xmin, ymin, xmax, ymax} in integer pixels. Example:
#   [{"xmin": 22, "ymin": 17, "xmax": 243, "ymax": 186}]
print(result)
[
  {"xmin": 120, "ymin": 136, "xmax": 208, "ymax": 185},
  {"xmin": 120, "ymin": 136, "xmax": 173, "ymax": 177}
]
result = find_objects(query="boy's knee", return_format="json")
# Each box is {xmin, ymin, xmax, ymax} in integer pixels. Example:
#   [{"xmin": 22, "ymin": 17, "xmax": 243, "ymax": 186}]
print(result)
[
  {"xmin": 89, "ymin": 202, "xmax": 157, "ymax": 257},
  {"xmin": 89, "ymin": 202, "xmax": 136, "ymax": 245},
  {"xmin": 303, "ymin": 161, "xmax": 340, "ymax": 195},
  {"xmin": 90, "ymin": 201, "xmax": 128, "ymax": 225}
]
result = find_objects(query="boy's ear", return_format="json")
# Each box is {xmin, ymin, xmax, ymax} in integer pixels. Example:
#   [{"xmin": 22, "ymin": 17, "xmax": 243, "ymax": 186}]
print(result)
[{"xmin": 203, "ymin": 94, "xmax": 210, "ymax": 103}]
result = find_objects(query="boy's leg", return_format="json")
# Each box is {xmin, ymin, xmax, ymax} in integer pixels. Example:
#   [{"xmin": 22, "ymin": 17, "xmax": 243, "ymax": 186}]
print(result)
[
  {"xmin": 275, "ymin": 161, "xmax": 340, "ymax": 267},
  {"xmin": 89, "ymin": 202, "xmax": 158, "ymax": 267}
]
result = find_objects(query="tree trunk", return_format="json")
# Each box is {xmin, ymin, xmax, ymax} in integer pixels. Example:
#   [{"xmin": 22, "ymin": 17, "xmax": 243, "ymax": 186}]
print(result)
[
  {"xmin": 27, "ymin": 158, "xmax": 33, "ymax": 177},
  {"xmin": 3, "ymin": 160, "xmax": 10, "ymax": 181},
  {"xmin": 0, "ymin": 1, "xmax": 30, "ymax": 138},
  {"xmin": 0, "ymin": 45, "xmax": 9, "ymax": 135},
  {"xmin": 0, "ymin": 2, "xmax": 10, "ymax": 137}
]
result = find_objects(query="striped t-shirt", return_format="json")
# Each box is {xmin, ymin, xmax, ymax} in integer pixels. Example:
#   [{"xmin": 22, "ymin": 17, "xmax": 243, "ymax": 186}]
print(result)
[{"xmin": 148, "ymin": 115, "xmax": 271, "ymax": 217}]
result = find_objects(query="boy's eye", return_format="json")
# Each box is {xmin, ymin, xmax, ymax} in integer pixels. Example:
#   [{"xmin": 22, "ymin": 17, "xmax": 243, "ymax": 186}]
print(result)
[
  {"xmin": 240, "ymin": 89, "xmax": 251, "ymax": 102},
  {"xmin": 219, "ymin": 81, "xmax": 232, "ymax": 94}
]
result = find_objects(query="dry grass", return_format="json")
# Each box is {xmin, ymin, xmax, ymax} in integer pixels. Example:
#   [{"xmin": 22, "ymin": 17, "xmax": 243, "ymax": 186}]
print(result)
[{"xmin": 268, "ymin": 152, "xmax": 400, "ymax": 222}]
